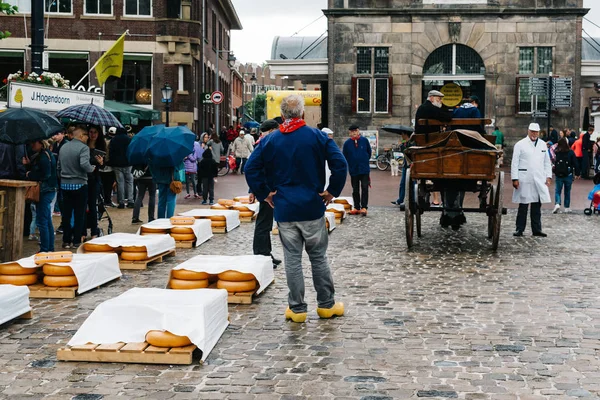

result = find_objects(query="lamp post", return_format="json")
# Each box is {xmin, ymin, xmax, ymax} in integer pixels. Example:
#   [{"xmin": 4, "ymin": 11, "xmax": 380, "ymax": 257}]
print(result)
[
  {"xmin": 161, "ymin": 83, "xmax": 173, "ymax": 127},
  {"xmin": 250, "ymin": 74, "xmax": 257, "ymax": 120},
  {"xmin": 215, "ymin": 49, "xmax": 236, "ymax": 130}
]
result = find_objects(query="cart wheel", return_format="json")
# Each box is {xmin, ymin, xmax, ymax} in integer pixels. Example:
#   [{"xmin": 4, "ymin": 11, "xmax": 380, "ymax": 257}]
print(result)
[
  {"xmin": 487, "ymin": 184, "xmax": 495, "ymax": 239},
  {"xmin": 416, "ymin": 181, "xmax": 422, "ymax": 238},
  {"xmin": 405, "ymin": 169, "xmax": 414, "ymax": 247},
  {"xmin": 491, "ymin": 171, "xmax": 504, "ymax": 251},
  {"xmin": 376, "ymin": 155, "xmax": 390, "ymax": 171}
]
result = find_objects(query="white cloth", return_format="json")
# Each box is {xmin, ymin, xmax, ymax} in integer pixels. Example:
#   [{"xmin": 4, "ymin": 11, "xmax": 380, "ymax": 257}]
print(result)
[
  {"xmin": 137, "ymin": 219, "xmax": 213, "ymax": 247},
  {"xmin": 4, "ymin": 254, "xmax": 121, "ymax": 295},
  {"xmin": 179, "ymin": 209, "xmax": 240, "ymax": 232},
  {"xmin": 324, "ymin": 161, "xmax": 332, "ymax": 191},
  {"xmin": 79, "ymin": 233, "xmax": 176, "ymax": 258},
  {"xmin": 233, "ymin": 202, "xmax": 260, "ymax": 214},
  {"xmin": 333, "ymin": 196, "xmax": 354, "ymax": 208},
  {"xmin": 173, "ymin": 255, "xmax": 274, "ymax": 295},
  {"xmin": 0, "ymin": 285, "xmax": 31, "ymax": 325},
  {"xmin": 326, "ymin": 203, "xmax": 346, "ymax": 218},
  {"xmin": 67, "ymin": 288, "xmax": 228, "ymax": 362},
  {"xmin": 325, "ymin": 212, "xmax": 336, "ymax": 232},
  {"xmin": 511, "ymin": 137, "xmax": 552, "ymax": 204}
]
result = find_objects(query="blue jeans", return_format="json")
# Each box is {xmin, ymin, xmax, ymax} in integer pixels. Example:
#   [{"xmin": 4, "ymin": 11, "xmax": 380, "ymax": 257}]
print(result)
[
  {"xmin": 29, "ymin": 203, "xmax": 37, "ymax": 236},
  {"xmin": 555, "ymin": 175, "xmax": 573, "ymax": 208},
  {"xmin": 37, "ymin": 191, "xmax": 56, "ymax": 252},
  {"xmin": 157, "ymin": 183, "xmax": 176, "ymax": 219},
  {"xmin": 397, "ymin": 163, "xmax": 408, "ymax": 204},
  {"xmin": 278, "ymin": 217, "xmax": 335, "ymax": 313}
]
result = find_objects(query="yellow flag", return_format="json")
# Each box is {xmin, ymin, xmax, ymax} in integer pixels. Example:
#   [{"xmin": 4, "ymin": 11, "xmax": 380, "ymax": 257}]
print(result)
[{"xmin": 95, "ymin": 32, "xmax": 126, "ymax": 86}]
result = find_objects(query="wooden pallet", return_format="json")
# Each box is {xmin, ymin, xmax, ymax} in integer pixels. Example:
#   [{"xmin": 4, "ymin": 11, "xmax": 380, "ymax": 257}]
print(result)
[
  {"xmin": 272, "ymin": 228, "xmax": 279, "ymax": 235},
  {"xmin": 335, "ymin": 217, "xmax": 344, "ymax": 225},
  {"xmin": 119, "ymin": 249, "xmax": 176, "ymax": 270},
  {"xmin": 57, "ymin": 342, "xmax": 198, "ymax": 365},
  {"xmin": 28, "ymin": 283, "xmax": 78, "ymax": 299},
  {"xmin": 239, "ymin": 215, "xmax": 257, "ymax": 223},
  {"xmin": 211, "ymin": 226, "xmax": 226, "ymax": 234},
  {"xmin": 18, "ymin": 310, "xmax": 32, "ymax": 319},
  {"xmin": 209, "ymin": 279, "xmax": 273, "ymax": 305},
  {"xmin": 175, "ymin": 240, "xmax": 195, "ymax": 249}
]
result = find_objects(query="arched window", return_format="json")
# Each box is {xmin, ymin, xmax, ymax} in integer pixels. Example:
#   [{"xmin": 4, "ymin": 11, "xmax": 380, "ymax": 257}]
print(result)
[{"xmin": 423, "ymin": 44, "xmax": 485, "ymax": 76}]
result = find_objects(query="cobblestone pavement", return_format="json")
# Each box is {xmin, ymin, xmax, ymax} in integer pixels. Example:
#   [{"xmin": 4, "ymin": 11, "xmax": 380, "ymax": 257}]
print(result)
[{"xmin": 3, "ymin": 207, "xmax": 600, "ymax": 399}]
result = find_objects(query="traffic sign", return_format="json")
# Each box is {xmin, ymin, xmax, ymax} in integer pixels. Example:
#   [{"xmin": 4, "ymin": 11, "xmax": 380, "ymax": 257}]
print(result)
[
  {"xmin": 532, "ymin": 111, "xmax": 548, "ymax": 118},
  {"xmin": 202, "ymin": 92, "xmax": 212, "ymax": 104},
  {"xmin": 530, "ymin": 77, "xmax": 549, "ymax": 95},
  {"xmin": 211, "ymin": 91, "xmax": 224, "ymax": 105}
]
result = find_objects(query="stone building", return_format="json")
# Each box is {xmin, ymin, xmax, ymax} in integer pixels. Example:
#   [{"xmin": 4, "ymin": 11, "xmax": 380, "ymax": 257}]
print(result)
[
  {"xmin": 0, "ymin": 0, "xmax": 241, "ymax": 132},
  {"xmin": 325, "ymin": 0, "xmax": 588, "ymax": 149}
]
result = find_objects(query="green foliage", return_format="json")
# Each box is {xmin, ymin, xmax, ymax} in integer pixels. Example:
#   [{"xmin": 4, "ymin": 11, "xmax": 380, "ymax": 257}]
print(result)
[
  {"xmin": 245, "ymin": 94, "xmax": 267, "ymax": 122},
  {"xmin": 1, "ymin": 1, "xmax": 18, "ymax": 40}
]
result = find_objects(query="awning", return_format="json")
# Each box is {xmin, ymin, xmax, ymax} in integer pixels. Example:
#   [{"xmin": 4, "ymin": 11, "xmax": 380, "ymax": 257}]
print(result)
[{"xmin": 104, "ymin": 100, "xmax": 161, "ymax": 124}]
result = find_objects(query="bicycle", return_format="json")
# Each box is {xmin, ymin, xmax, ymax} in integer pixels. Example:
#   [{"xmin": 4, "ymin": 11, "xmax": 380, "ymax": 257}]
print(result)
[
  {"xmin": 376, "ymin": 145, "xmax": 404, "ymax": 171},
  {"xmin": 217, "ymin": 156, "xmax": 230, "ymax": 176}
]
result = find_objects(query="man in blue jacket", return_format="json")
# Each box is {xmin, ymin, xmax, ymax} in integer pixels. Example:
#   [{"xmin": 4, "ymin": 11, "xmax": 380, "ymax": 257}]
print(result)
[
  {"xmin": 343, "ymin": 125, "xmax": 372, "ymax": 215},
  {"xmin": 245, "ymin": 94, "xmax": 348, "ymax": 323}
]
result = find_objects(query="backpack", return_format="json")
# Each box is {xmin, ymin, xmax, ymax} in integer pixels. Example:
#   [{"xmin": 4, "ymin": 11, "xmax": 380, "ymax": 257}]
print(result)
[{"xmin": 554, "ymin": 152, "xmax": 572, "ymax": 178}]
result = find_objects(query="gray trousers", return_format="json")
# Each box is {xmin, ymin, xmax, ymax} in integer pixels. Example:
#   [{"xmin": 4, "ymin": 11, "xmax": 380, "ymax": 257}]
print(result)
[
  {"xmin": 278, "ymin": 217, "xmax": 336, "ymax": 313},
  {"xmin": 113, "ymin": 166, "xmax": 134, "ymax": 205}
]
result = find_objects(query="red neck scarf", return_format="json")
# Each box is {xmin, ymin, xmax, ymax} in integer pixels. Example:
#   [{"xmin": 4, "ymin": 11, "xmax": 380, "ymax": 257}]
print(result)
[{"xmin": 280, "ymin": 118, "xmax": 306, "ymax": 133}]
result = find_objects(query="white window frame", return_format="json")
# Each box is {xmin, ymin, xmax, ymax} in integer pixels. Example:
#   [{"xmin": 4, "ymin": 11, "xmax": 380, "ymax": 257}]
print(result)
[
  {"xmin": 123, "ymin": 0, "xmax": 152, "ymax": 17},
  {"xmin": 516, "ymin": 77, "xmax": 548, "ymax": 115},
  {"xmin": 84, "ymin": 0, "xmax": 113, "ymax": 16},
  {"xmin": 178, "ymin": 65, "xmax": 185, "ymax": 92},
  {"xmin": 355, "ymin": 45, "xmax": 391, "ymax": 115},
  {"xmin": 5, "ymin": 0, "xmax": 31, "ymax": 13},
  {"xmin": 45, "ymin": 0, "xmax": 73, "ymax": 15}
]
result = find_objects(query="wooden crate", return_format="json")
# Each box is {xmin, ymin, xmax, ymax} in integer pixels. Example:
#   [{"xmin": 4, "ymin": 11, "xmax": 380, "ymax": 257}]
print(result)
[
  {"xmin": 239, "ymin": 215, "xmax": 257, "ymax": 223},
  {"xmin": 120, "ymin": 249, "xmax": 176, "ymax": 270},
  {"xmin": 209, "ymin": 279, "xmax": 273, "ymax": 305},
  {"xmin": 29, "ymin": 284, "xmax": 78, "ymax": 299},
  {"xmin": 175, "ymin": 240, "xmax": 195, "ymax": 249},
  {"xmin": 57, "ymin": 342, "xmax": 198, "ymax": 365},
  {"xmin": 18, "ymin": 310, "xmax": 32, "ymax": 319},
  {"xmin": 211, "ymin": 226, "xmax": 226, "ymax": 234}
]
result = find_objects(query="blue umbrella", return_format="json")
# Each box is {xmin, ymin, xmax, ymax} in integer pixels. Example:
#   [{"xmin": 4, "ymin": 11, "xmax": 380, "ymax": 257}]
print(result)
[
  {"xmin": 147, "ymin": 126, "xmax": 196, "ymax": 167},
  {"xmin": 56, "ymin": 103, "xmax": 124, "ymax": 128},
  {"xmin": 243, "ymin": 121, "xmax": 260, "ymax": 129},
  {"xmin": 126, "ymin": 124, "xmax": 165, "ymax": 165}
]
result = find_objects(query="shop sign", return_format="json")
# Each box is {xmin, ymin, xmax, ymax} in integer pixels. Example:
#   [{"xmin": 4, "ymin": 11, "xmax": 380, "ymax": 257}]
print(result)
[
  {"xmin": 440, "ymin": 83, "xmax": 463, "ymax": 107},
  {"xmin": 8, "ymin": 81, "xmax": 104, "ymax": 112}
]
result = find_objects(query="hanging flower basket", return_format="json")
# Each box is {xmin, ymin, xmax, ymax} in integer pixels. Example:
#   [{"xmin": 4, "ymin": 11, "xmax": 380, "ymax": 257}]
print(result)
[{"xmin": 1, "ymin": 71, "xmax": 71, "ymax": 100}]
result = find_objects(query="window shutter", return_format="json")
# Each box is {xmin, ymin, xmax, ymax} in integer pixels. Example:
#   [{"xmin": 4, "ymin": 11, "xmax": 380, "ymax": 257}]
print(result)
[
  {"xmin": 351, "ymin": 77, "xmax": 357, "ymax": 114},
  {"xmin": 388, "ymin": 76, "xmax": 393, "ymax": 114}
]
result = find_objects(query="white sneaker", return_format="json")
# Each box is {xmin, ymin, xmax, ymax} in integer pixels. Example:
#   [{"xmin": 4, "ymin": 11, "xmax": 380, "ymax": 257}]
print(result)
[
  {"xmin": 553, "ymin": 204, "xmax": 560, "ymax": 214},
  {"xmin": 564, "ymin": 208, "xmax": 572, "ymax": 213}
]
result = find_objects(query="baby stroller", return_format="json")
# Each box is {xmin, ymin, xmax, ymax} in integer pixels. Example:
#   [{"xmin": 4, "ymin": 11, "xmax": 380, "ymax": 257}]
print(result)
[
  {"xmin": 584, "ymin": 172, "xmax": 600, "ymax": 216},
  {"xmin": 97, "ymin": 189, "xmax": 114, "ymax": 235}
]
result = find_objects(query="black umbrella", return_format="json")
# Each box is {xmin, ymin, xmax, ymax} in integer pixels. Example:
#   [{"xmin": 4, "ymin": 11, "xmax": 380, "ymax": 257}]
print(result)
[
  {"xmin": 0, "ymin": 107, "xmax": 64, "ymax": 145},
  {"xmin": 380, "ymin": 124, "xmax": 414, "ymax": 135}
]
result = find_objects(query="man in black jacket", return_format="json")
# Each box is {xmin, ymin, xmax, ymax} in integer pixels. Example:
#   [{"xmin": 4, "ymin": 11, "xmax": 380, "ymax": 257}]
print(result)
[
  {"xmin": 108, "ymin": 127, "xmax": 134, "ymax": 208},
  {"xmin": 582, "ymin": 126, "xmax": 593, "ymax": 179},
  {"xmin": 415, "ymin": 90, "xmax": 454, "ymax": 134}
]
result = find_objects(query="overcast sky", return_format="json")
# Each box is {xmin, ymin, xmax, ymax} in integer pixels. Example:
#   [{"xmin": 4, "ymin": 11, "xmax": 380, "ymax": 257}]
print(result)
[{"xmin": 231, "ymin": 0, "xmax": 600, "ymax": 65}]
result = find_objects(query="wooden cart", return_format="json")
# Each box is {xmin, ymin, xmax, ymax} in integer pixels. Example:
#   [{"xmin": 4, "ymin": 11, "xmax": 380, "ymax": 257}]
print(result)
[{"xmin": 404, "ymin": 127, "xmax": 505, "ymax": 250}]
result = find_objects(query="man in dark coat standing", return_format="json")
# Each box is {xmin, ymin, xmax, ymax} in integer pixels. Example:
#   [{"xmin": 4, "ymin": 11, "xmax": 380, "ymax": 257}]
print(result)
[
  {"xmin": 343, "ymin": 125, "xmax": 372, "ymax": 216},
  {"xmin": 415, "ymin": 90, "xmax": 453, "ymax": 134}
]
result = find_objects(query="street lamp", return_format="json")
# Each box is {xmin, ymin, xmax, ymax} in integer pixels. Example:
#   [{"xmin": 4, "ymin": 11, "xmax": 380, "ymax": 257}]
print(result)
[
  {"xmin": 161, "ymin": 83, "xmax": 173, "ymax": 127},
  {"xmin": 250, "ymin": 74, "xmax": 257, "ymax": 120}
]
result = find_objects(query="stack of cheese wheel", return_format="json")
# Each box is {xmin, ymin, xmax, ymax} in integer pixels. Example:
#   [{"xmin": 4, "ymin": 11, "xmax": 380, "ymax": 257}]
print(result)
[
  {"xmin": 169, "ymin": 216, "xmax": 196, "ymax": 242},
  {"xmin": 232, "ymin": 204, "xmax": 254, "ymax": 219},
  {"xmin": 233, "ymin": 196, "xmax": 250, "ymax": 204},
  {"xmin": 83, "ymin": 242, "xmax": 116, "ymax": 253},
  {"xmin": 326, "ymin": 206, "xmax": 345, "ymax": 221},
  {"xmin": 333, "ymin": 199, "xmax": 352, "ymax": 211},
  {"xmin": 216, "ymin": 270, "xmax": 257, "ymax": 293},
  {"xmin": 0, "ymin": 263, "xmax": 39, "ymax": 286},
  {"xmin": 146, "ymin": 330, "xmax": 192, "ymax": 348},
  {"xmin": 42, "ymin": 262, "xmax": 77, "ymax": 287},
  {"xmin": 205, "ymin": 215, "xmax": 226, "ymax": 229},
  {"xmin": 120, "ymin": 245, "xmax": 150, "ymax": 261},
  {"xmin": 169, "ymin": 269, "xmax": 210, "ymax": 289},
  {"xmin": 210, "ymin": 203, "xmax": 229, "ymax": 210}
]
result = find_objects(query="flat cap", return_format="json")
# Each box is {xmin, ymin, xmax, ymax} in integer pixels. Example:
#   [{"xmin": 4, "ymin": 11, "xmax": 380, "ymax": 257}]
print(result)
[
  {"xmin": 260, "ymin": 119, "xmax": 279, "ymax": 132},
  {"xmin": 321, "ymin": 127, "xmax": 333, "ymax": 134},
  {"xmin": 428, "ymin": 90, "xmax": 444, "ymax": 97},
  {"xmin": 348, "ymin": 124, "xmax": 360, "ymax": 131}
]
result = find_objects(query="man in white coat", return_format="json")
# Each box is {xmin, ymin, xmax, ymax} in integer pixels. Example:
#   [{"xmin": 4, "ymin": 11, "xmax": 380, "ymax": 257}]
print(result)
[{"xmin": 511, "ymin": 122, "xmax": 553, "ymax": 237}]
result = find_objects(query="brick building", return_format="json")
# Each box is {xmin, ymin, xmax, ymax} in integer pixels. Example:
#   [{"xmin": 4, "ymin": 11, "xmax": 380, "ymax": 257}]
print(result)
[
  {"xmin": 325, "ymin": 0, "xmax": 588, "ymax": 149},
  {"xmin": 0, "ymin": 0, "xmax": 241, "ymax": 132}
]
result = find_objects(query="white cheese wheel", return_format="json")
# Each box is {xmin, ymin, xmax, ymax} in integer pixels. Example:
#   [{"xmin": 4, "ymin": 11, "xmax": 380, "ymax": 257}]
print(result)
[{"xmin": 34, "ymin": 251, "xmax": 73, "ymax": 265}]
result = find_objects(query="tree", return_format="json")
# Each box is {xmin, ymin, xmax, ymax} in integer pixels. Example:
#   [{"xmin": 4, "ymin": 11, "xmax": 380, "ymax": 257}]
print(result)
[
  {"xmin": 1, "ymin": 1, "xmax": 18, "ymax": 39},
  {"xmin": 245, "ymin": 94, "xmax": 267, "ymax": 122}
]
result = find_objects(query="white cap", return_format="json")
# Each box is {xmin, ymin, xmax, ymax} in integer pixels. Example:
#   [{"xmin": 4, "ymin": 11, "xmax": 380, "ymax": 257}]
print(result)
[
  {"xmin": 428, "ymin": 90, "xmax": 444, "ymax": 97},
  {"xmin": 108, "ymin": 127, "xmax": 117, "ymax": 134},
  {"xmin": 321, "ymin": 127, "xmax": 333, "ymax": 134},
  {"xmin": 528, "ymin": 123, "xmax": 541, "ymax": 132}
]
